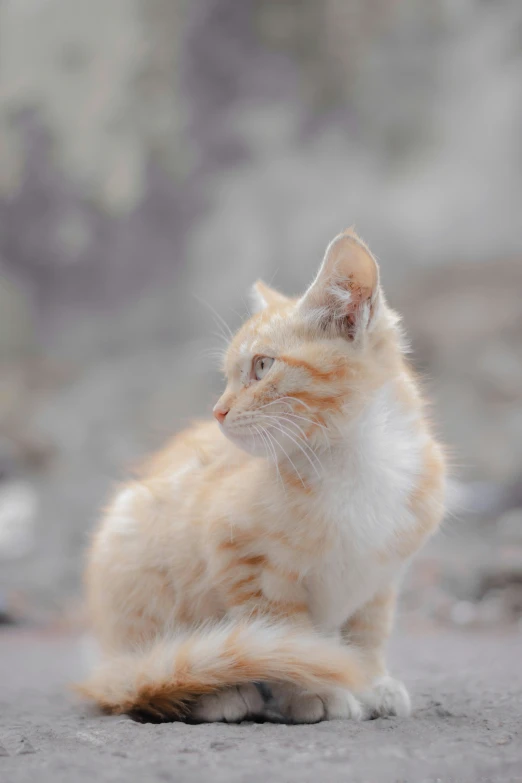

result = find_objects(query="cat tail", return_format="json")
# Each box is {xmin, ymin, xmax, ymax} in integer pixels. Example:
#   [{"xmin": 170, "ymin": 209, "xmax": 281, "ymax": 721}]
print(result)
[{"xmin": 75, "ymin": 618, "xmax": 367, "ymax": 721}]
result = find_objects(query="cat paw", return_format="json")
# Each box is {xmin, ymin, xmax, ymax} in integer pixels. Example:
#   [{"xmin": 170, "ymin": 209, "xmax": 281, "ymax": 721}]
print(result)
[
  {"xmin": 280, "ymin": 691, "xmax": 326, "ymax": 723},
  {"xmin": 359, "ymin": 676, "xmax": 411, "ymax": 719},
  {"xmin": 273, "ymin": 685, "xmax": 362, "ymax": 723},
  {"xmin": 190, "ymin": 684, "xmax": 264, "ymax": 723},
  {"xmin": 322, "ymin": 689, "xmax": 363, "ymax": 721}
]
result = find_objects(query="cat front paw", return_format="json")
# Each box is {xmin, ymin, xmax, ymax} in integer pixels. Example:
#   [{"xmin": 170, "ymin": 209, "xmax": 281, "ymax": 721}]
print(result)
[
  {"xmin": 323, "ymin": 689, "xmax": 363, "ymax": 720},
  {"xmin": 272, "ymin": 684, "xmax": 362, "ymax": 723},
  {"xmin": 359, "ymin": 675, "xmax": 411, "ymax": 719},
  {"xmin": 280, "ymin": 690, "xmax": 326, "ymax": 723},
  {"xmin": 190, "ymin": 684, "xmax": 264, "ymax": 723}
]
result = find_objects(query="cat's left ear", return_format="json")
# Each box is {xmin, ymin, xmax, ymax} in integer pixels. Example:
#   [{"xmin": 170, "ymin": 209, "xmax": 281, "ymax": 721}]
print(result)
[
  {"xmin": 250, "ymin": 279, "xmax": 289, "ymax": 312},
  {"xmin": 299, "ymin": 229, "xmax": 381, "ymax": 339}
]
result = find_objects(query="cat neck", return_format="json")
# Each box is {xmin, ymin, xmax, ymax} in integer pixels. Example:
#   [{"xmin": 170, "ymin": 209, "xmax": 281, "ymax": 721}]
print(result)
[{"xmin": 270, "ymin": 377, "xmax": 422, "ymax": 491}]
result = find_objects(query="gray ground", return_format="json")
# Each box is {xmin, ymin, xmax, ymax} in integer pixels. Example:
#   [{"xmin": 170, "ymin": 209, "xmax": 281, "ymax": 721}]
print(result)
[{"xmin": 1, "ymin": 627, "xmax": 520, "ymax": 783}]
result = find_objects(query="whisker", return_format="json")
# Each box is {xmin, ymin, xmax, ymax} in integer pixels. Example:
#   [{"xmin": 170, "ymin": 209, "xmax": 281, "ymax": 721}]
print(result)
[
  {"xmin": 281, "ymin": 395, "xmax": 314, "ymax": 412},
  {"xmin": 198, "ymin": 347, "xmax": 227, "ymax": 362},
  {"xmin": 255, "ymin": 398, "xmax": 329, "ymax": 431},
  {"xmin": 280, "ymin": 411, "xmax": 330, "ymax": 433},
  {"xmin": 249, "ymin": 399, "xmax": 331, "ymax": 438},
  {"xmin": 197, "ymin": 348, "xmax": 227, "ymax": 373},
  {"xmin": 273, "ymin": 422, "xmax": 321, "ymax": 479},
  {"xmin": 279, "ymin": 412, "xmax": 333, "ymax": 457},
  {"xmin": 194, "ymin": 294, "xmax": 234, "ymax": 340},
  {"xmin": 255, "ymin": 424, "xmax": 285, "ymax": 493},
  {"xmin": 258, "ymin": 414, "xmax": 325, "ymax": 466},
  {"xmin": 260, "ymin": 417, "xmax": 322, "ymax": 478},
  {"xmin": 262, "ymin": 425, "xmax": 306, "ymax": 488},
  {"xmin": 260, "ymin": 413, "xmax": 310, "ymax": 444},
  {"xmin": 252, "ymin": 424, "xmax": 270, "ymax": 465},
  {"xmin": 211, "ymin": 329, "xmax": 231, "ymax": 346},
  {"xmin": 235, "ymin": 411, "xmax": 325, "ymax": 467},
  {"xmin": 255, "ymin": 396, "xmax": 313, "ymax": 413},
  {"xmin": 252, "ymin": 423, "xmax": 270, "ymax": 463}
]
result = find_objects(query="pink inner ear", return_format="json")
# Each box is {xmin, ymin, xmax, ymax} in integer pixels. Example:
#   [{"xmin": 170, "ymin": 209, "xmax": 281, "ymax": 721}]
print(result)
[
  {"xmin": 300, "ymin": 231, "xmax": 379, "ymax": 337},
  {"xmin": 346, "ymin": 277, "xmax": 373, "ymax": 308},
  {"xmin": 326, "ymin": 233, "xmax": 378, "ymax": 296}
]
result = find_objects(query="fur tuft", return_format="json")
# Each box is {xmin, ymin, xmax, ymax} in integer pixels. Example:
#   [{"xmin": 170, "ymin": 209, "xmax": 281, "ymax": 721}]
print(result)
[{"xmin": 76, "ymin": 619, "xmax": 366, "ymax": 721}]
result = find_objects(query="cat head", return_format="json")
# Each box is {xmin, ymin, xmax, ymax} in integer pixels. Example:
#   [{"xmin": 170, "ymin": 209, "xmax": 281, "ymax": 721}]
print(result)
[{"xmin": 213, "ymin": 229, "xmax": 403, "ymax": 457}]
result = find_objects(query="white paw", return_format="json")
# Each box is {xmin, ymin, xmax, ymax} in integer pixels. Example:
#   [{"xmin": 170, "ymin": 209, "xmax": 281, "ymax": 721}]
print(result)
[
  {"xmin": 190, "ymin": 684, "xmax": 264, "ymax": 723},
  {"xmin": 272, "ymin": 684, "xmax": 362, "ymax": 723},
  {"xmin": 322, "ymin": 689, "xmax": 363, "ymax": 721},
  {"xmin": 359, "ymin": 676, "xmax": 411, "ymax": 719},
  {"xmin": 280, "ymin": 690, "xmax": 325, "ymax": 723}
]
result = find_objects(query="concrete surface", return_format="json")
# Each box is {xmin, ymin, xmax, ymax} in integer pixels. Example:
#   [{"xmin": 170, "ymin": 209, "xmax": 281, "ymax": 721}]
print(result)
[{"xmin": 1, "ymin": 627, "xmax": 521, "ymax": 783}]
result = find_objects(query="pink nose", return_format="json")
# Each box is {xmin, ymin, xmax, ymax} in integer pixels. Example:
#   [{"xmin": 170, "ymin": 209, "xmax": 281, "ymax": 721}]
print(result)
[{"xmin": 213, "ymin": 406, "xmax": 229, "ymax": 424}]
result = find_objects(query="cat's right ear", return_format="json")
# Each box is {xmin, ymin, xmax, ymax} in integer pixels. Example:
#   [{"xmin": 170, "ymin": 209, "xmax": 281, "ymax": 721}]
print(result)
[{"xmin": 250, "ymin": 280, "xmax": 289, "ymax": 312}]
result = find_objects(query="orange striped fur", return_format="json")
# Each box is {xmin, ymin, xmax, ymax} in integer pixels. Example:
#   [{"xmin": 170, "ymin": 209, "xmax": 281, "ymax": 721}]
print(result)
[{"xmin": 81, "ymin": 229, "xmax": 445, "ymax": 723}]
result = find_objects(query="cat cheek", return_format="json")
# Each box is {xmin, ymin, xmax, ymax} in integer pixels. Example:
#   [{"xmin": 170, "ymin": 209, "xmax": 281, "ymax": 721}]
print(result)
[{"xmin": 256, "ymin": 378, "xmax": 281, "ymax": 400}]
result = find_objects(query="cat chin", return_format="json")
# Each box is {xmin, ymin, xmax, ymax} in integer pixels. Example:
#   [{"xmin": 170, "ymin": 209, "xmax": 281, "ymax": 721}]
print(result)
[{"xmin": 220, "ymin": 427, "xmax": 266, "ymax": 457}]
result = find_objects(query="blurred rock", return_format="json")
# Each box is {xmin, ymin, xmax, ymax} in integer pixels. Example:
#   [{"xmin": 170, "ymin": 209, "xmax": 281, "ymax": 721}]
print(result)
[
  {"xmin": 0, "ymin": 481, "xmax": 37, "ymax": 561},
  {"xmin": 450, "ymin": 601, "xmax": 477, "ymax": 627},
  {"xmin": 0, "ymin": 274, "xmax": 35, "ymax": 361},
  {"xmin": 0, "ymin": 273, "xmax": 55, "ymax": 474},
  {"xmin": 497, "ymin": 509, "xmax": 522, "ymax": 543},
  {"xmin": 398, "ymin": 259, "xmax": 522, "ymax": 484}
]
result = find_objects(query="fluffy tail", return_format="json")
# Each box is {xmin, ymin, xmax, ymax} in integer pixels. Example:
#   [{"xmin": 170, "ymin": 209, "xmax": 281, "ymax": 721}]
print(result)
[{"xmin": 77, "ymin": 619, "xmax": 366, "ymax": 721}]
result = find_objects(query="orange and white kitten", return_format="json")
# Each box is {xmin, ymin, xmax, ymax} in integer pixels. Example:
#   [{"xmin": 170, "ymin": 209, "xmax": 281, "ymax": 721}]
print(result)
[{"xmin": 80, "ymin": 229, "xmax": 445, "ymax": 723}]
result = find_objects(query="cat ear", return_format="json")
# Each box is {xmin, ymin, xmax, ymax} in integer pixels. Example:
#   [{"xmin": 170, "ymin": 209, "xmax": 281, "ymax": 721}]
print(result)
[
  {"xmin": 299, "ymin": 229, "xmax": 380, "ymax": 339},
  {"xmin": 250, "ymin": 279, "xmax": 289, "ymax": 312}
]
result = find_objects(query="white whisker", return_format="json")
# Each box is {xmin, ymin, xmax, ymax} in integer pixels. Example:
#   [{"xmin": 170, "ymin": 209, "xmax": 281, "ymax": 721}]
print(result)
[
  {"xmin": 260, "ymin": 413, "xmax": 310, "ymax": 444},
  {"xmin": 255, "ymin": 396, "xmax": 313, "ymax": 413},
  {"xmin": 280, "ymin": 411, "xmax": 330, "ymax": 433},
  {"xmin": 234, "ymin": 411, "xmax": 327, "ymax": 470},
  {"xmin": 194, "ymin": 294, "xmax": 234, "ymax": 340},
  {"xmin": 198, "ymin": 347, "xmax": 227, "ymax": 365},
  {"xmin": 281, "ymin": 395, "xmax": 314, "ymax": 412},
  {"xmin": 255, "ymin": 424, "xmax": 285, "ymax": 492},
  {"xmin": 254, "ymin": 398, "xmax": 329, "ymax": 431},
  {"xmin": 277, "ymin": 412, "xmax": 333, "ymax": 456},
  {"xmin": 211, "ymin": 329, "xmax": 231, "ymax": 346},
  {"xmin": 252, "ymin": 424, "xmax": 271, "ymax": 467},
  {"xmin": 264, "ymin": 425, "xmax": 306, "ymax": 488},
  {"xmin": 258, "ymin": 414, "xmax": 324, "ymax": 466},
  {"xmin": 253, "ymin": 423, "xmax": 271, "ymax": 463},
  {"xmin": 259, "ymin": 417, "xmax": 322, "ymax": 478}
]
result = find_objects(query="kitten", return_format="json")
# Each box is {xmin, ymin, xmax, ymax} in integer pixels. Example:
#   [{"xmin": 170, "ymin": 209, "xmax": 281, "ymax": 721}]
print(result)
[{"xmin": 79, "ymin": 229, "xmax": 445, "ymax": 723}]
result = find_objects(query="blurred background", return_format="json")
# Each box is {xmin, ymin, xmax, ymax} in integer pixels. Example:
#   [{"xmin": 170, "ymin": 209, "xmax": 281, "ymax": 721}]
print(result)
[{"xmin": 1, "ymin": 0, "xmax": 521, "ymax": 633}]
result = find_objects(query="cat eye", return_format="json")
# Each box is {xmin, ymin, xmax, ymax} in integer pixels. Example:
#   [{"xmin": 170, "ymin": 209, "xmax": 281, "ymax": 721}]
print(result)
[{"xmin": 253, "ymin": 356, "xmax": 274, "ymax": 381}]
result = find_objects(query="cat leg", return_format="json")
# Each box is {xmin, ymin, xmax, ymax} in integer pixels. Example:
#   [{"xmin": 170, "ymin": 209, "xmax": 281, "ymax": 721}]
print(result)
[
  {"xmin": 191, "ymin": 553, "xmax": 312, "ymax": 723},
  {"xmin": 222, "ymin": 568, "xmax": 363, "ymax": 723},
  {"xmin": 219, "ymin": 559, "xmax": 336, "ymax": 723},
  {"xmin": 341, "ymin": 588, "xmax": 411, "ymax": 719}
]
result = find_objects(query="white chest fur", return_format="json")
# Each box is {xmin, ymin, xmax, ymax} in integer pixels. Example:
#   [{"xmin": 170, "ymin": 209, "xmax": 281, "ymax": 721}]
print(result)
[{"xmin": 305, "ymin": 384, "xmax": 424, "ymax": 631}]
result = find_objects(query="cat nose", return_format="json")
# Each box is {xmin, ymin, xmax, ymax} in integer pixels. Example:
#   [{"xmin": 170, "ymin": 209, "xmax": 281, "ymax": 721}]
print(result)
[{"xmin": 213, "ymin": 405, "xmax": 229, "ymax": 425}]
